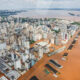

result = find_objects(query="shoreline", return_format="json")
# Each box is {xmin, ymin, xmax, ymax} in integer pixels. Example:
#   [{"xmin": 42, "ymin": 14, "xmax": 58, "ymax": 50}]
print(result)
[{"xmin": 12, "ymin": 10, "xmax": 80, "ymax": 22}]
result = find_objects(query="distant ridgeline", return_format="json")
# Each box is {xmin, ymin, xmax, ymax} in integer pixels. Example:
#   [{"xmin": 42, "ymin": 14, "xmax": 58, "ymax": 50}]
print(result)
[
  {"xmin": 0, "ymin": 10, "xmax": 25, "ymax": 17},
  {"xmin": 69, "ymin": 12, "xmax": 80, "ymax": 17}
]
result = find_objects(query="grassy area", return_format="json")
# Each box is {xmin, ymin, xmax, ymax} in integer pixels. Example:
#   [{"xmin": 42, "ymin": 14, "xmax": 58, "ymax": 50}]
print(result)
[
  {"xmin": 52, "ymin": 29, "xmax": 60, "ymax": 33},
  {"xmin": 30, "ymin": 40, "xmax": 35, "ymax": 44},
  {"xmin": 71, "ymin": 22, "xmax": 80, "ymax": 26}
]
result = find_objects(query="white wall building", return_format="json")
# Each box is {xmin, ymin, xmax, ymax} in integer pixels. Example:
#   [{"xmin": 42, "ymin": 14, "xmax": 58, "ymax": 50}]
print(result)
[
  {"xmin": 14, "ymin": 59, "xmax": 21, "ymax": 69},
  {"xmin": 32, "ymin": 33, "xmax": 42, "ymax": 41},
  {"xmin": 21, "ymin": 54, "xmax": 29, "ymax": 62},
  {"xmin": 38, "ymin": 48, "xmax": 43, "ymax": 59},
  {"xmin": 42, "ymin": 33, "xmax": 47, "ymax": 39},
  {"xmin": 50, "ymin": 39, "xmax": 54, "ymax": 44}
]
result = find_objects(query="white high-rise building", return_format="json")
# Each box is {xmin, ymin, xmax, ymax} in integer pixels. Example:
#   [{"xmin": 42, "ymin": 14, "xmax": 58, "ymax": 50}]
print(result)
[
  {"xmin": 32, "ymin": 33, "xmax": 42, "ymax": 41},
  {"xmin": 25, "ymin": 49, "xmax": 29, "ymax": 54},
  {"xmin": 14, "ymin": 59, "xmax": 21, "ymax": 69},
  {"xmin": 25, "ymin": 60, "xmax": 31, "ymax": 70},
  {"xmin": 26, "ymin": 41, "xmax": 30, "ymax": 49},
  {"xmin": 11, "ymin": 53, "xmax": 15, "ymax": 61},
  {"xmin": 50, "ymin": 39, "xmax": 54, "ymax": 44},
  {"xmin": 42, "ymin": 33, "xmax": 47, "ymax": 39},
  {"xmin": 21, "ymin": 54, "xmax": 29, "ymax": 62},
  {"xmin": 38, "ymin": 48, "xmax": 43, "ymax": 58}
]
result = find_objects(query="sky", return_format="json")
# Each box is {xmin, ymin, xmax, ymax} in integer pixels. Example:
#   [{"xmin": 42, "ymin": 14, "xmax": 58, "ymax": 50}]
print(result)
[{"xmin": 0, "ymin": 0, "xmax": 80, "ymax": 10}]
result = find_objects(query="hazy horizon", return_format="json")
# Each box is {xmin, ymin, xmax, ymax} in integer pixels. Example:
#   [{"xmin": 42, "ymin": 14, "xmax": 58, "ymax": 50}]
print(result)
[{"xmin": 0, "ymin": 0, "xmax": 80, "ymax": 10}]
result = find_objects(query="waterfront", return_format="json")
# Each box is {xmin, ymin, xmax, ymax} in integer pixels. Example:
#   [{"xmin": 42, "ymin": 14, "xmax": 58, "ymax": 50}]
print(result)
[{"xmin": 13, "ymin": 10, "xmax": 80, "ymax": 21}]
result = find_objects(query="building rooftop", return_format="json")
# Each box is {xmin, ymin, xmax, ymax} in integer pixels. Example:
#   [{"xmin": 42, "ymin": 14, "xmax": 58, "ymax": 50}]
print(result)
[{"xmin": 37, "ymin": 41, "xmax": 48, "ymax": 47}]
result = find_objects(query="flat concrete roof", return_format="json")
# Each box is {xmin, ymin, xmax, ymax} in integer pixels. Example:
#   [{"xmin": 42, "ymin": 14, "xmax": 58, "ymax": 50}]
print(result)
[{"xmin": 37, "ymin": 42, "xmax": 48, "ymax": 46}]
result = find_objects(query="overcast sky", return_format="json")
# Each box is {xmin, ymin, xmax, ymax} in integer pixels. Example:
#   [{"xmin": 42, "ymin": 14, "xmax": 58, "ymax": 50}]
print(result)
[{"xmin": 0, "ymin": 0, "xmax": 80, "ymax": 10}]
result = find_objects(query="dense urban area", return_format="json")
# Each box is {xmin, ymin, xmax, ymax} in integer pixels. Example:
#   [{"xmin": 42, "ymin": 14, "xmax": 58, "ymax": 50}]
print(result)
[{"xmin": 0, "ymin": 14, "xmax": 80, "ymax": 80}]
